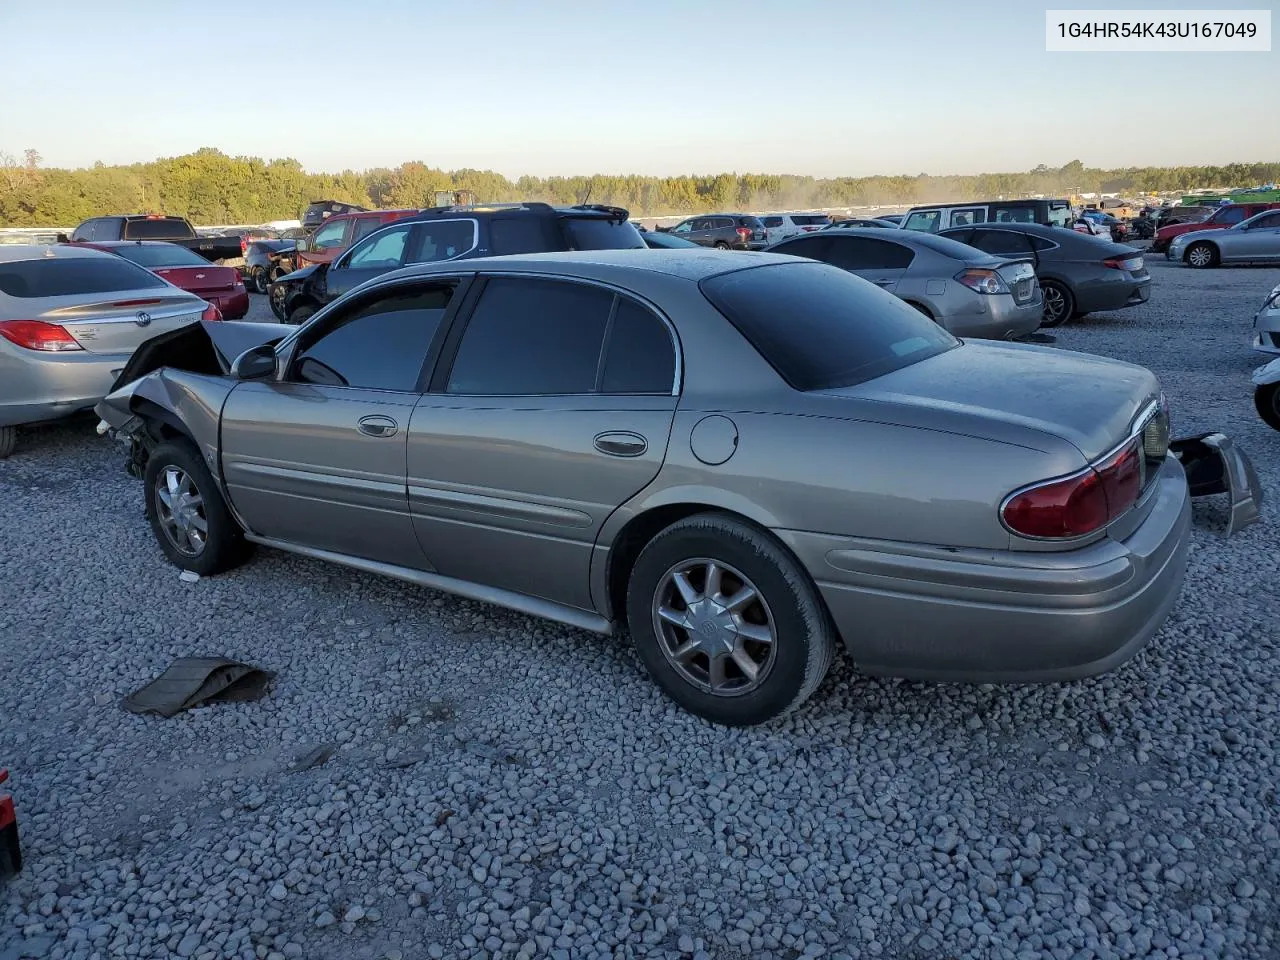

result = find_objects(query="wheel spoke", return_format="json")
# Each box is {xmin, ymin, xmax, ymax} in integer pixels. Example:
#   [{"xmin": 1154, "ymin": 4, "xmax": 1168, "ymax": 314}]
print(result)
[
  {"xmin": 185, "ymin": 494, "xmax": 203, "ymax": 510},
  {"xmin": 671, "ymin": 571, "xmax": 700, "ymax": 606},
  {"xmin": 156, "ymin": 488, "xmax": 174, "ymax": 510},
  {"xmin": 723, "ymin": 584, "xmax": 757, "ymax": 613},
  {"xmin": 703, "ymin": 561, "xmax": 724, "ymax": 601},
  {"xmin": 165, "ymin": 469, "xmax": 181, "ymax": 497},
  {"xmin": 730, "ymin": 648, "xmax": 760, "ymax": 682},
  {"xmin": 669, "ymin": 638, "xmax": 700, "ymax": 662},
  {"xmin": 190, "ymin": 514, "xmax": 208, "ymax": 533},
  {"xmin": 735, "ymin": 620, "xmax": 773, "ymax": 645},
  {"xmin": 707, "ymin": 652, "xmax": 728, "ymax": 689},
  {"xmin": 657, "ymin": 605, "xmax": 690, "ymax": 629}
]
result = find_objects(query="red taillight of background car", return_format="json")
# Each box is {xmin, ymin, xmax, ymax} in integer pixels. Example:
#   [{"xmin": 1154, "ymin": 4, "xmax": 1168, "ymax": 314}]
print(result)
[
  {"xmin": 1001, "ymin": 438, "xmax": 1144, "ymax": 539},
  {"xmin": 0, "ymin": 320, "xmax": 84, "ymax": 352},
  {"xmin": 240, "ymin": 238, "xmax": 248, "ymax": 255},
  {"xmin": 200, "ymin": 303, "xmax": 223, "ymax": 322},
  {"xmin": 736, "ymin": 227, "xmax": 751, "ymax": 241}
]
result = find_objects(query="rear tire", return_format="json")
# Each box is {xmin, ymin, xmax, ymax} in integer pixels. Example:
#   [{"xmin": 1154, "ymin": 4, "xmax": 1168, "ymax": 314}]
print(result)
[
  {"xmin": 714, "ymin": 242, "xmax": 731, "ymax": 251},
  {"xmin": 625, "ymin": 513, "xmax": 835, "ymax": 727},
  {"xmin": 287, "ymin": 304, "xmax": 316, "ymax": 325},
  {"xmin": 1256, "ymin": 383, "xmax": 1280, "ymax": 432},
  {"xmin": 0, "ymin": 426, "xmax": 14, "ymax": 459},
  {"xmin": 1186, "ymin": 242, "xmax": 1218, "ymax": 269},
  {"xmin": 144, "ymin": 440, "xmax": 252, "ymax": 576},
  {"xmin": 1040, "ymin": 281, "xmax": 1074, "ymax": 327},
  {"xmin": 250, "ymin": 267, "xmax": 270, "ymax": 295}
]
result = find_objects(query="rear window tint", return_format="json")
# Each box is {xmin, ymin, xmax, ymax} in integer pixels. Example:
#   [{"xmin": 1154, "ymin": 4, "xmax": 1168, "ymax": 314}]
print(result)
[
  {"xmin": 561, "ymin": 217, "xmax": 646, "ymax": 250},
  {"xmin": 123, "ymin": 219, "xmax": 194, "ymax": 240},
  {"xmin": 905, "ymin": 231, "xmax": 1001, "ymax": 260},
  {"xmin": 790, "ymin": 215, "xmax": 831, "ymax": 226},
  {"xmin": 739, "ymin": 216, "xmax": 764, "ymax": 229},
  {"xmin": 699, "ymin": 262, "xmax": 957, "ymax": 391},
  {"xmin": 491, "ymin": 217, "xmax": 557, "ymax": 255},
  {"xmin": 112, "ymin": 244, "xmax": 210, "ymax": 267},
  {"xmin": 0, "ymin": 256, "xmax": 168, "ymax": 298}
]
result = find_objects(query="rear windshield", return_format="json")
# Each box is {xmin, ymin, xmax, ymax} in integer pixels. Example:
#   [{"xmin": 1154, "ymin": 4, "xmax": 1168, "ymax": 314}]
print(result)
[
  {"xmin": 0, "ymin": 256, "xmax": 168, "ymax": 298},
  {"xmin": 905, "ymin": 231, "xmax": 1001, "ymax": 261},
  {"xmin": 112, "ymin": 244, "xmax": 211, "ymax": 268},
  {"xmin": 739, "ymin": 216, "xmax": 765, "ymax": 229},
  {"xmin": 123, "ymin": 218, "xmax": 193, "ymax": 240},
  {"xmin": 790, "ymin": 215, "xmax": 831, "ymax": 226},
  {"xmin": 561, "ymin": 217, "xmax": 646, "ymax": 250},
  {"xmin": 699, "ymin": 262, "xmax": 957, "ymax": 391}
]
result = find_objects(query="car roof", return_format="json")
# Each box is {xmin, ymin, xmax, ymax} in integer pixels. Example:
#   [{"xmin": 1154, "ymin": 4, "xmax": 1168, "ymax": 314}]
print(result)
[
  {"xmin": 0, "ymin": 244, "xmax": 112, "ymax": 263},
  {"xmin": 386, "ymin": 248, "xmax": 797, "ymax": 283},
  {"xmin": 75, "ymin": 239, "xmax": 189, "ymax": 248},
  {"xmin": 939, "ymin": 222, "xmax": 1062, "ymax": 237}
]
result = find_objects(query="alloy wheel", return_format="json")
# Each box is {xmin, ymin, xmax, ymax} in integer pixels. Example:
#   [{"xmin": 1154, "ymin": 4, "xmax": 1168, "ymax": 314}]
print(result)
[
  {"xmin": 651, "ymin": 558, "xmax": 776, "ymax": 697},
  {"xmin": 1188, "ymin": 244, "xmax": 1213, "ymax": 268},
  {"xmin": 154, "ymin": 465, "xmax": 207, "ymax": 557},
  {"xmin": 1043, "ymin": 286, "xmax": 1068, "ymax": 324}
]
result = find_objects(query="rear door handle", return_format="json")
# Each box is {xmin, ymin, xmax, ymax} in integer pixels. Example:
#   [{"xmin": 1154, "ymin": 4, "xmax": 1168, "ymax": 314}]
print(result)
[
  {"xmin": 874, "ymin": 278, "xmax": 895, "ymax": 286},
  {"xmin": 357, "ymin": 415, "xmax": 399, "ymax": 438},
  {"xmin": 594, "ymin": 431, "xmax": 647, "ymax": 458}
]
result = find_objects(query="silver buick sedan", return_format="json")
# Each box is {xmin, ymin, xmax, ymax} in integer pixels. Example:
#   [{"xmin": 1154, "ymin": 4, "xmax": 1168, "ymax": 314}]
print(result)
[
  {"xmin": 95, "ymin": 249, "xmax": 1258, "ymax": 725},
  {"xmin": 1169, "ymin": 208, "xmax": 1280, "ymax": 267}
]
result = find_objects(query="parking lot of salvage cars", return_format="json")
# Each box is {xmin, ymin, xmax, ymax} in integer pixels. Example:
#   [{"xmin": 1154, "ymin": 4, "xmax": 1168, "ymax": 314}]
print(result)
[{"xmin": 3, "ymin": 257, "xmax": 1280, "ymax": 959}]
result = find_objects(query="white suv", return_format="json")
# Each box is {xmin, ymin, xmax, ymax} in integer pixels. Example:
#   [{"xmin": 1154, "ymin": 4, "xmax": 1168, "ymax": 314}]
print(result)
[{"xmin": 758, "ymin": 213, "xmax": 832, "ymax": 244}]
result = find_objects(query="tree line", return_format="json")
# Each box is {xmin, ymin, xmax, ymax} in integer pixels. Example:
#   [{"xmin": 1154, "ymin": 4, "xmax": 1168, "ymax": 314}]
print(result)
[{"xmin": 1, "ymin": 148, "xmax": 1277, "ymax": 227}]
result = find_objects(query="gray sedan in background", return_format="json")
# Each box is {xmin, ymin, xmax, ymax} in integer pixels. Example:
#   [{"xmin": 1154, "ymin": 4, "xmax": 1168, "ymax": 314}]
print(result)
[
  {"xmin": 940, "ymin": 222, "xmax": 1151, "ymax": 326},
  {"xmin": 0, "ymin": 245, "xmax": 212, "ymax": 459},
  {"xmin": 764, "ymin": 228, "xmax": 1043, "ymax": 340},
  {"xmin": 1169, "ymin": 209, "xmax": 1280, "ymax": 267},
  {"xmin": 96, "ymin": 249, "xmax": 1211, "ymax": 726}
]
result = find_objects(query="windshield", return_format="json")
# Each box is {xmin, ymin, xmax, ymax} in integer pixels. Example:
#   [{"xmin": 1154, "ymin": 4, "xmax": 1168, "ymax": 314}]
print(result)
[
  {"xmin": 112, "ymin": 244, "xmax": 211, "ymax": 268},
  {"xmin": 561, "ymin": 217, "xmax": 646, "ymax": 250},
  {"xmin": 699, "ymin": 261, "xmax": 957, "ymax": 391}
]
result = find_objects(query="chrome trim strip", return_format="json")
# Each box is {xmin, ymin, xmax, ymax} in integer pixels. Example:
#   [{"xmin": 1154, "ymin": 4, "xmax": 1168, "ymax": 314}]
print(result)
[
  {"xmin": 243, "ymin": 533, "xmax": 614, "ymax": 635},
  {"xmin": 409, "ymin": 483, "xmax": 593, "ymax": 528}
]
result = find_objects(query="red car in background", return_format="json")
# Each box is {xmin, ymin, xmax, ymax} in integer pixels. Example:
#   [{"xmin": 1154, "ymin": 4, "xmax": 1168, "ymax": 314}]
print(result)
[
  {"xmin": 67, "ymin": 241, "xmax": 249, "ymax": 320},
  {"xmin": 1151, "ymin": 202, "xmax": 1280, "ymax": 253},
  {"xmin": 293, "ymin": 208, "xmax": 420, "ymax": 269}
]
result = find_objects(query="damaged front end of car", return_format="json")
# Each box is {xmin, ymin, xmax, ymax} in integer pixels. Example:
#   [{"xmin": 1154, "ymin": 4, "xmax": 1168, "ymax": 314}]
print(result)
[{"xmin": 94, "ymin": 320, "xmax": 285, "ymax": 479}]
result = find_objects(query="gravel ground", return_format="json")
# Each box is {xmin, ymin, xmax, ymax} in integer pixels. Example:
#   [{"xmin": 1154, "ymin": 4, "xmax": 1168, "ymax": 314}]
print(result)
[{"xmin": 3, "ymin": 260, "xmax": 1279, "ymax": 960}]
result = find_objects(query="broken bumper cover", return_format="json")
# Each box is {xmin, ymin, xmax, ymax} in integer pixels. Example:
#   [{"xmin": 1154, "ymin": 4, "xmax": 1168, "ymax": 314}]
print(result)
[{"xmin": 1171, "ymin": 433, "xmax": 1263, "ymax": 535}]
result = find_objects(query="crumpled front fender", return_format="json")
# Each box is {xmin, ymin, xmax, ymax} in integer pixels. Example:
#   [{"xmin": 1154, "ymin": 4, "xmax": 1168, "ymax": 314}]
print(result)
[{"xmin": 1251, "ymin": 357, "xmax": 1280, "ymax": 387}]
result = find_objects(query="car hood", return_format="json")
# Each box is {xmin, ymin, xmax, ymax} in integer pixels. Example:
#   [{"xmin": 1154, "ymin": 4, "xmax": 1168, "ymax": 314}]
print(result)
[
  {"xmin": 107, "ymin": 319, "xmax": 286, "ymax": 393},
  {"xmin": 822, "ymin": 340, "xmax": 1159, "ymax": 462},
  {"xmin": 1171, "ymin": 226, "xmax": 1234, "ymax": 245},
  {"xmin": 274, "ymin": 263, "xmax": 322, "ymax": 286}
]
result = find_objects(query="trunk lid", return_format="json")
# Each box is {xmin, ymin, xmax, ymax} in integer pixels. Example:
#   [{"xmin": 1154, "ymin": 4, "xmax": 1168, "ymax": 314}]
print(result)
[
  {"xmin": 153, "ymin": 264, "xmax": 240, "ymax": 296},
  {"xmin": 829, "ymin": 340, "xmax": 1160, "ymax": 462},
  {"xmin": 44, "ymin": 292, "xmax": 205, "ymax": 354},
  {"xmin": 993, "ymin": 259, "xmax": 1039, "ymax": 305}
]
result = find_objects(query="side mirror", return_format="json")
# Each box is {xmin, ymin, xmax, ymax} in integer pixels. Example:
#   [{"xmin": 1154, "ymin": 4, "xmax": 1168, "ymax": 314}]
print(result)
[
  {"xmin": 229, "ymin": 344, "xmax": 277, "ymax": 381},
  {"xmin": 56, "ymin": 233, "xmax": 70, "ymax": 243}
]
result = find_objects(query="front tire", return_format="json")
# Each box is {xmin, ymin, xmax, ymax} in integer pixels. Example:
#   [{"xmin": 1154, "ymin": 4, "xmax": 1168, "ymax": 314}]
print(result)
[
  {"xmin": 625, "ymin": 514, "xmax": 835, "ymax": 726},
  {"xmin": 1256, "ymin": 383, "xmax": 1280, "ymax": 431},
  {"xmin": 1186, "ymin": 242, "xmax": 1218, "ymax": 268},
  {"xmin": 0, "ymin": 425, "xmax": 15, "ymax": 459},
  {"xmin": 287, "ymin": 304, "xmax": 316, "ymax": 325},
  {"xmin": 250, "ymin": 267, "xmax": 270, "ymax": 295},
  {"xmin": 1040, "ymin": 280, "xmax": 1074, "ymax": 327},
  {"xmin": 144, "ymin": 440, "xmax": 252, "ymax": 575}
]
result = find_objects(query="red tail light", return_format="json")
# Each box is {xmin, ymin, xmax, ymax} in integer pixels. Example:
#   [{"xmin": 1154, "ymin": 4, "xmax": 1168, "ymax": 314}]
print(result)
[
  {"xmin": 1103, "ymin": 256, "xmax": 1144, "ymax": 272},
  {"xmin": 0, "ymin": 320, "xmax": 84, "ymax": 352},
  {"xmin": 201, "ymin": 303, "xmax": 223, "ymax": 322},
  {"xmin": 1001, "ymin": 438, "xmax": 1144, "ymax": 539},
  {"xmin": 240, "ymin": 238, "xmax": 248, "ymax": 255},
  {"xmin": 736, "ymin": 227, "xmax": 751, "ymax": 240}
]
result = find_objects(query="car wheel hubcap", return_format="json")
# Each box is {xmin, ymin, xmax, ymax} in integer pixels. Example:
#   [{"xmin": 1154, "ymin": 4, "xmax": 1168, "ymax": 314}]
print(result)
[
  {"xmin": 155, "ymin": 466, "xmax": 207, "ymax": 557},
  {"xmin": 652, "ymin": 558, "xmax": 775, "ymax": 696},
  {"xmin": 1190, "ymin": 247, "xmax": 1209, "ymax": 266},
  {"xmin": 1044, "ymin": 287, "xmax": 1067, "ymax": 321}
]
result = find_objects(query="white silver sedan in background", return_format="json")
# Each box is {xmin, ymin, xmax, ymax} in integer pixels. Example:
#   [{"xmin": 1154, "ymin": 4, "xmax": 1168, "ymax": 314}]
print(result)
[
  {"xmin": 0, "ymin": 245, "xmax": 214, "ymax": 458},
  {"xmin": 1253, "ymin": 281, "xmax": 1280, "ymax": 355},
  {"xmin": 1170, "ymin": 208, "xmax": 1280, "ymax": 268}
]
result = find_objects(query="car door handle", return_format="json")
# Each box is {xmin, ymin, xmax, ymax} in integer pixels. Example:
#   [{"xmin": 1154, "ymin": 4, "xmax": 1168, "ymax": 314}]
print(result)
[
  {"xmin": 594, "ymin": 431, "xmax": 647, "ymax": 458},
  {"xmin": 357, "ymin": 415, "xmax": 399, "ymax": 438},
  {"xmin": 873, "ymin": 278, "xmax": 895, "ymax": 286}
]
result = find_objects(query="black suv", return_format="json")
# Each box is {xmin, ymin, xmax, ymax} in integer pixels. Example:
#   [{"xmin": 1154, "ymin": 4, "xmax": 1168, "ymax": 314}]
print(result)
[
  {"xmin": 270, "ymin": 203, "xmax": 646, "ymax": 323},
  {"xmin": 658, "ymin": 214, "xmax": 766, "ymax": 250}
]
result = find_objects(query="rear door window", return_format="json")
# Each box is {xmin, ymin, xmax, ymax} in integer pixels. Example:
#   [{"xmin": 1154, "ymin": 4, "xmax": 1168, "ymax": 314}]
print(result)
[
  {"xmin": 310, "ymin": 219, "xmax": 349, "ymax": 251},
  {"xmin": 946, "ymin": 208, "xmax": 986, "ymax": 228},
  {"xmin": 700, "ymin": 262, "xmax": 956, "ymax": 391},
  {"xmin": 761, "ymin": 216, "xmax": 784, "ymax": 228},
  {"xmin": 561, "ymin": 217, "xmax": 646, "ymax": 250},
  {"xmin": 989, "ymin": 205, "xmax": 1036, "ymax": 224},
  {"xmin": 0, "ymin": 255, "xmax": 167, "ymax": 297},
  {"xmin": 346, "ymin": 224, "xmax": 413, "ymax": 268},
  {"xmin": 446, "ymin": 277, "xmax": 614, "ymax": 395},
  {"xmin": 407, "ymin": 220, "xmax": 477, "ymax": 263},
  {"xmin": 490, "ymin": 217, "xmax": 557, "ymax": 254}
]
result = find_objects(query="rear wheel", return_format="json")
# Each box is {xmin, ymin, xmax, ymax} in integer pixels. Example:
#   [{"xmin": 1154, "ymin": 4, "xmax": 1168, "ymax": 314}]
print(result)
[
  {"xmin": 144, "ymin": 440, "xmax": 252, "ymax": 575},
  {"xmin": 287, "ymin": 304, "xmax": 316, "ymax": 325},
  {"xmin": 1040, "ymin": 281, "xmax": 1074, "ymax": 327},
  {"xmin": 714, "ymin": 241, "xmax": 730, "ymax": 250},
  {"xmin": 1186, "ymin": 242, "xmax": 1218, "ymax": 268},
  {"xmin": 625, "ymin": 514, "xmax": 835, "ymax": 726},
  {"xmin": 250, "ymin": 267, "xmax": 270, "ymax": 294},
  {"xmin": 0, "ymin": 426, "xmax": 15, "ymax": 459},
  {"xmin": 1256, "ymin": 383, "xmax": 1280, "ymax": 431},
  {"xmin": 268, "ymin": 284, "xmax": 288, "ymax": 320}
]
